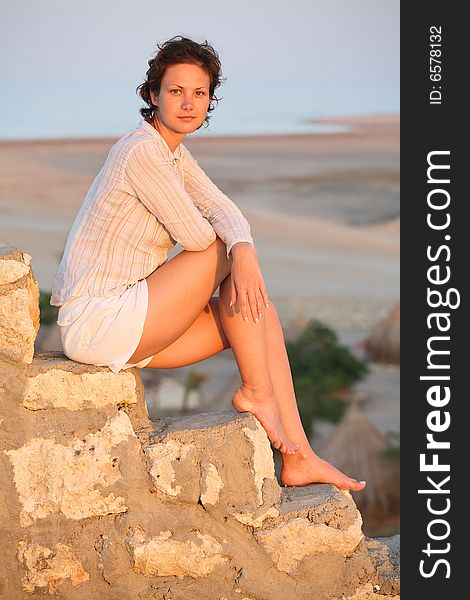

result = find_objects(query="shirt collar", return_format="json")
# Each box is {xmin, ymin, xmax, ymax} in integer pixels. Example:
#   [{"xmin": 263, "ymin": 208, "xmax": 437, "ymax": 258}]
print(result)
[{"xmin": 139, "ymin": 119, "xmax": 183, "ymax": 161}]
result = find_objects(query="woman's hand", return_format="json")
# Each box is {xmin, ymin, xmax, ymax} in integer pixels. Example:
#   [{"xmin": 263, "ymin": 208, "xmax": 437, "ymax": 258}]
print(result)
[{"xmin": 229, "ymin": 243, "xmax": 269, "ymax": 322}]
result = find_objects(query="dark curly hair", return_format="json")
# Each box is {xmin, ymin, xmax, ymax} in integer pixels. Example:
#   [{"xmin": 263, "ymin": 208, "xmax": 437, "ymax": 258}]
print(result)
[{"xmin": 136, "ymin": 36, "xmax": 224, "ymax": 128}]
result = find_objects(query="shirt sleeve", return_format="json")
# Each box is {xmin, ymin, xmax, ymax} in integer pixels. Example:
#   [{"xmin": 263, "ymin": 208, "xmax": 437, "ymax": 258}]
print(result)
[
  {"xmin": 180, "ymin": 145, "xmax": 254, "ymax": 258},
  {"xmin": 125, "ymin": 140, "xmax": 217, "ymax": 251}
]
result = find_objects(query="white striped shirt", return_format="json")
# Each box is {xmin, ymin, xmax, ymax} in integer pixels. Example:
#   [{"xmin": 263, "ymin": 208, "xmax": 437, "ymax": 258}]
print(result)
[{"xmin": 51, "ymin": 120, "xmax": 253, "ymax": 306}]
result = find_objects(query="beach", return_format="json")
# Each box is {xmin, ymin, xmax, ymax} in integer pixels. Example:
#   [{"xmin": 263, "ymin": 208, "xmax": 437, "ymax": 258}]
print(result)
[{"xmin": 0, "ymin": 114, "xmax": 399, "ymax": 434}]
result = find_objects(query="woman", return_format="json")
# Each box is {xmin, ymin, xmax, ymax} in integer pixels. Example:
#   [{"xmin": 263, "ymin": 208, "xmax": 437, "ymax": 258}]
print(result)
[{"xmin": 51, "ymin": 36, "xmax": 365, "ymax": 490}]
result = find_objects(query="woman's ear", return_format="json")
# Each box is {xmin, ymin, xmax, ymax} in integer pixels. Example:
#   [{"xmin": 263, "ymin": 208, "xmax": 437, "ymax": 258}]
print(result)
[{"xmin": 149, "ymin": 89, "xmax": 158, "ymax": 106}]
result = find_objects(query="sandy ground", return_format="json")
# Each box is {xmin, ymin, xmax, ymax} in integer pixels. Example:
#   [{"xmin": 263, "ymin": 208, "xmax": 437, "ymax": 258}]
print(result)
[{"xmin": 0, "ymin": 113, "xmax": 399, "ymax": 437}]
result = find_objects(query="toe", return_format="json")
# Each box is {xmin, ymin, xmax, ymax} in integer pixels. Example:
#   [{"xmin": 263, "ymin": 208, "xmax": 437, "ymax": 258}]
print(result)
[
  {"xmin": 288, "ymin": 441, "xmax": 300, "ymax": 454},
  {"xmin": 350, "ymin": 479, "xmax": 366, "ymax": 491}
]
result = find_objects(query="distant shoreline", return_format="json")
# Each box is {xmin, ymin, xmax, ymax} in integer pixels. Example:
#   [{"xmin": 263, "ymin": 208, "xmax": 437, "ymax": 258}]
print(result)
[{"xmin": 0, "ymin": 113, "xmax": 399, "ymax": 146}]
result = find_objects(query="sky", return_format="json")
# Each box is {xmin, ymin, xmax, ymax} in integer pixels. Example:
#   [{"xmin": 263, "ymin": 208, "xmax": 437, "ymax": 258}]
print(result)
[{"xmin": 0, "ymin": 0, "xmax": 400, "ymax": 138}]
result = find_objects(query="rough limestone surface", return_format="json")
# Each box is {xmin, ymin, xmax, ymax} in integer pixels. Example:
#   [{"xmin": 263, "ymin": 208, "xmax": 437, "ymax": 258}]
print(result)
[
  {"xmin": 23, "ymin": 366, "xmax": 138, "ymax": 410},
  {"xmin": 232, "ymin": 505, "xmax": 280, "ymax": 528},
  {"xmin": 200, "ymin": 459, "xmax": 225, "ymax": 506},
  {"xmin": 362, "ymin": 535, "xmax": 400, "ymax": 596},
  {"xmin": 0, "ymin": 260, "xmax": 30, "ymax": 285},
  {"xmin": 16, "ymin": 351, "xmax": 150, "ymax": 430},
  {"xmin": 242, "ymin": 425, "xmax": 275, "ymax": 506},
  {"xmin": 6, "ymin": 412, "xmax": 135, "ymax": 526},
  {"xmin": 145, "ymin": 411, "xmax": 282, "ymax": 518},
  {"xmin": 146, "ymin": 439, "xmax": 199, "ymax": 501},
  {"xmin": 17, "ymin": 540, "xmax": 89, "ymax": 594},
  {"xmin": 254, "ymin": 486, "xmax": 363, "ymax": 573},
  {"xmin": 0, "ymin": 245, "xmax": 39, "ymax": 364},
  {"xmin": 0, "ymin": 245, "xmax": 399, "ymax": 599},
  {"xmin": 257, "ymin": 516, "xmax": 363, "ymax": 573},
  {"xmin": 126, "ymin": 528, "xmax": 228, "ymax": 578}
]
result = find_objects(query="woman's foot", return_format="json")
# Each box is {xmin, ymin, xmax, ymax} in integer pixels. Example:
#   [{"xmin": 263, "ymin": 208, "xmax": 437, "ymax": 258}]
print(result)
[
  {"xmin": 280, "ymin": 448, "xmax": 366, "ymax": 491},
  {"xmin": 232, "ymin": 385, "xmax": 300, "ymax": 454}
]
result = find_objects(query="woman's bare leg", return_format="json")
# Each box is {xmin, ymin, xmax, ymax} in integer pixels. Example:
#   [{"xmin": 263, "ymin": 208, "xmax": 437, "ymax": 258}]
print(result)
[
  {"xmin": 128, "ymin": 238, "xmax": 231, "ymax": 362},
  {"xmin": 141, "ymin": 296, "xmax": 230, "ymax": 368},
  {"xmin": 217, "ymin": 275, "xmax": 299, "ymax": 455},
  {"xmin": 128, "ymin": 237, "xmax": 364, "ymax": 487},
  {"xmin": 128, "ymin": 237, "xmax": 297, "ymax": 453},
  {"xmin": 139, "ymin": 263, "xmax": 364, "ymax": 490},
  {"xmin": 262, "ymin": 302, "xmax": 367, "ymax": 491}
]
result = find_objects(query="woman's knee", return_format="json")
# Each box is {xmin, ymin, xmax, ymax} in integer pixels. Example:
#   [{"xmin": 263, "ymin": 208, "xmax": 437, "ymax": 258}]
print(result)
[
  {"xmin": 203, "ymin": 235, "xmax": 232, "ymax": 275},
  {"xmin": 206, "ymin": 235, "xmax": 229, "ymax": 256}
]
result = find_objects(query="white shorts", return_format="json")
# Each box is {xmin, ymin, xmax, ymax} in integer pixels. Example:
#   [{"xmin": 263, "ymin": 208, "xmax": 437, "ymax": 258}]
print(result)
[{"xmin": 57, "ymin": 279, "xmax": 154, "ymax": 374}]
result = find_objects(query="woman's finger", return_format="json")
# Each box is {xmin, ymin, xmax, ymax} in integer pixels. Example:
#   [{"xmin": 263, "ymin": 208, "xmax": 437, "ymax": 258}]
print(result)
[
  {"xmin": 238, "ymin": 289, "xmax": 250, "ymax": 322},
  {"xmin": 247, "ymin": 289, "xmax": 259, "ymax": 323},
  {"xmin": 255, "ymin": 290, "xmax": 264, "ymax": 319},
  {"xmin": 229, "ymin": 280, "xmax": 237, "ymax": 308},
  {"xmin": 260, "ymin": 283, "xmax": 269, "ymax": 308}
]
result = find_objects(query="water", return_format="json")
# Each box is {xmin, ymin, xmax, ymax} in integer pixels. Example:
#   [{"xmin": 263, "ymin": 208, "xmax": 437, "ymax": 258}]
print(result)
[{"xmin": 0, "ymin": 79, "xmax": 398, "ymax": 140}]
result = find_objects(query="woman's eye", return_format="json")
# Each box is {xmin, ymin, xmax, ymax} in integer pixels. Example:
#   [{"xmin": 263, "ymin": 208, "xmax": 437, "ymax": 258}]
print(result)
[{"xmin": 169, "ymin": 89, "xmax": 205, "ymax": 96}]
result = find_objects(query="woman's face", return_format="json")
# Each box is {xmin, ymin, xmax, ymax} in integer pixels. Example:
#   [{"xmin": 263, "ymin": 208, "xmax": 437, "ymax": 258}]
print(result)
[{"xmin": 150, "ymin": 63, "xmax": 211, "ymax": 146}]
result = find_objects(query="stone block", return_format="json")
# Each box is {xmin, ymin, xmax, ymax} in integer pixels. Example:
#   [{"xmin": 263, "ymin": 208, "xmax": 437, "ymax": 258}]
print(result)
[
  {"xmin": 0, "ymin": 245, "xmax": 39, "ymax": 364},
  {"xmin": 146, "ymin": 438, "xmax": 200, "ymax": 503},
  {"xmin": 363, "ymin": 535, "xmax": 400, "ymax": 596},
  {"xmin": 17, "ymin": 540, "xmax": 89, "ymax": 595},
  {"xmin": 143, "ymin": 411, "xmax": 281, "ymax": 517},
  {"xmin": 25, "ymin": 352, "xmax": 139, "ymax": 410},
  {"xmin": 254, "ymin": 484, "xmax": 364, "ymax": 573},
  {"xmin": 5, "ymin": 412, "xmax": 136, "ymax": 526},
  {"xmin": 15, "ymin": 351, "xmax": 150, "ymax": 430},
  {"xmin": 126, "ymin": 527, "xmax": 228, "ymax": 578}
]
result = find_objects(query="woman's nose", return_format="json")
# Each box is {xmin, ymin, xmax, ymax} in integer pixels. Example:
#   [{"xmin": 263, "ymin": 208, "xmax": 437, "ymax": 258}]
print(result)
[{"xmin": 181, "ymin": 96, "xmax": 194, "ymax": 110}]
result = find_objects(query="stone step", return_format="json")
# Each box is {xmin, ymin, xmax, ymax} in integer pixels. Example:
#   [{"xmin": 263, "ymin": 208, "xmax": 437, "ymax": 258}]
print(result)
[
  {"xmin": 1, "ymin": 351, "xmax": 149, "ymax": 431},
  {"xmin": 141, "ymin": 410, "xmax": 365, "ymax": 574},
  {"xmin": 252, "ymin": 484, "xmax": 364, "ymax": 574},
  {"xmin": 141, "ymin": 410, "xmax": 282, "ymax": 516},
  {"xmin": 26, "ymin": 351, "xmax": 144, "ymax": 411}
]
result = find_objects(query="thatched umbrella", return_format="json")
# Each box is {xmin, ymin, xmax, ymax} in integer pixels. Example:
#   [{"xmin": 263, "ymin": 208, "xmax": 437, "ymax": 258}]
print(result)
[
  {"xmin": 315, "ymin": 401, "xmax": 399, "ymax": 533},
  {"xmin": 363, "ymin": 303, "xmax": 400, "ymax": 365}
]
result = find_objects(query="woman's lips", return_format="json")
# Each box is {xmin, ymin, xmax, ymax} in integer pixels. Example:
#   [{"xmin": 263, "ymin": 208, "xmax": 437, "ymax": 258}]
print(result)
[{"xmin": 178, "ymin": 116, "xmax": 196, "ymax": 121}]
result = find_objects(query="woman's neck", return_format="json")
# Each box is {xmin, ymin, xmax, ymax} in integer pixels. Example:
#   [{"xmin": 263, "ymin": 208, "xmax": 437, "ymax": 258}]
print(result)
[{"xmin": 149, "ymin": 117, "xmax": 185, "ymax": 154}]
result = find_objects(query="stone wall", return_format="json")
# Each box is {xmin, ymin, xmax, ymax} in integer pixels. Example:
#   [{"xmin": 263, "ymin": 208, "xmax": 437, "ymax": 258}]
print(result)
[{"xmin": 0, "ymin": 244, "xmax": 399, "ymax": 599}]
